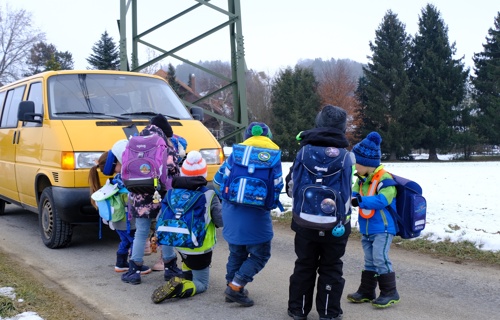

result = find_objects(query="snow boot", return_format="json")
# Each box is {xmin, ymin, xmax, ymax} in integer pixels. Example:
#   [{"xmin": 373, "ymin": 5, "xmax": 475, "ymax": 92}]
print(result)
[
  {"xmin": 115, "ymin": 253, "xmax": 129, "ymax": 272},
  {"xmin": 372, "ymin": 272, "xmax": 400, "ymax": 308},
  {"xmin": 347, "ymin": 270, "xmax": 378, "ymax": 303},
  {"xmin": 224, "ymin": 283, "xmax": 254, "ymax": 307},
  {"xmin": 121, "ymin": 260, "xmax": 142, "ymax": 285},
  {"xmin": 151, "ymin": 276, "xmax": 196, "ymax": 303},
  {"xmin": 163, "ymin": 257, "xmax": 183, "ymax": 281}
]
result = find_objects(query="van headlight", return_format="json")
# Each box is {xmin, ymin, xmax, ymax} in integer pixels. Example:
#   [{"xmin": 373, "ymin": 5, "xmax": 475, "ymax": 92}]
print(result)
[
  {"xmin": 199, "ymin": 148, "xmax": 222, "ymax": 165},
  {"xmin": 68, "ymin": 152, "xmax": 103, "ymax": 169}
]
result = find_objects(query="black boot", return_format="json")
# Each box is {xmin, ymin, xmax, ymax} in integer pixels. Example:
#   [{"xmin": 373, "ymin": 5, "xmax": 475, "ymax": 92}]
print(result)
[
  {"xmin": 121, "ymin": 260, "xmax": 142, "ymax": 285},
  {"xmin": 115, "ymin": 253, "xmax": 129, "ymax": 272},
  {"xmin": 164, "ymin": 257, "xmax": 183, "ymax": 281},
  {"xmin": 372, "ymin": 272, "xmax": 400, "ymax": 308},
  {"xmin": 347, "ymin": 270, "xmax": 377, "ymax": 303}
]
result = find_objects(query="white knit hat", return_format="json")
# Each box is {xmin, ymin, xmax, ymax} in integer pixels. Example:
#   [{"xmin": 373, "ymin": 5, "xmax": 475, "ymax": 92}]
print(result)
[
  {"xmin": 111, "ymin": 139, "xmax": 128, "ymax": 164},
  {"xmin": 181, "ymin": 151, "xmax": 207, "ymax": 178}
]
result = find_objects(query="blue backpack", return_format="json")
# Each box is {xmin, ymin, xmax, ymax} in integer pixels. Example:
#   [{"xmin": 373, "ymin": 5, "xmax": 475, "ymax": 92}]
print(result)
[
  {"xmin": 379, "ymin": 173, "xmax": 427, "ymax": 239},
  {"xmin": 214, "ymin": 144, "xmax": 283, "ymax": 211},
  {"xmin": 291, "ymin": 144, "xmax": 353, "ymax": 230},
  {"xmin": 156, "ymin": 187, "xmax": 215, "ymax": 248}
]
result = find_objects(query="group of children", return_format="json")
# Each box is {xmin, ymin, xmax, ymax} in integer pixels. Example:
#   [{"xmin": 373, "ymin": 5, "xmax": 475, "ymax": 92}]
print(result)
[{"xmin": 89, "ymin": 108, "xmax": 400, "ymax": 320}]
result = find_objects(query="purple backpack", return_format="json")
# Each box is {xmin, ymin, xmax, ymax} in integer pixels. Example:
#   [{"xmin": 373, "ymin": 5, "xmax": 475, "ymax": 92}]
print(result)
[{"xmin": 121, "ymin": 134, "xmax": 172, "ymax": 194}]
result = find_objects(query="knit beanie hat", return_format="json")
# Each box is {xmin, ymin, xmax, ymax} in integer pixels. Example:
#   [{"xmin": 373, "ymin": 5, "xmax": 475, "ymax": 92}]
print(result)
[
  {"xmin": 181, "ymin": 151, "xmax": 208, "ymax": 178},
  {"xmin": 150, "ymin": 114, "xmax": 173, "ymax": 138},
  {"xmin": 244, "ymin": 122, "xmax": 272, "ymax": 140},
  {"xmin": 102, "ymin": 139, "xmax": 129, "ymax": 176},
  {"xmin": 315, "ymin": 105, "xmax": 347, "ymax": 132},
  {"xmin": 111, "ymin": 139, "xmax": 128, "ymax": 164},
  {"xmin": 352, "ymin": 131, "xmax": 382, "ymax": 167}
]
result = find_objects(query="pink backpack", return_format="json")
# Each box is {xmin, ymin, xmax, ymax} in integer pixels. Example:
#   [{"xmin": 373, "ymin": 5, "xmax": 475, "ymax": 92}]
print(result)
[{"xmin": 121, "ymin": 134, "xmax": 172, "ymax": 194}]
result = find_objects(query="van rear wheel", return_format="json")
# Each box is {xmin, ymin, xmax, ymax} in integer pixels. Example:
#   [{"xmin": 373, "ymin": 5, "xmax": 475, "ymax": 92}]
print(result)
[
  {"xmin": 39, "ymin": 188, "xmax": 73, "ymax": 249},
  {"xmin": 0, "ymin": 199, "xmax": 5, "ymax": 215}
]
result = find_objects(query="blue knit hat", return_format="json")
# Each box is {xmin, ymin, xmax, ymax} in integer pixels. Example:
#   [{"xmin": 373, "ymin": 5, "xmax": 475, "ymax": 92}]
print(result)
[
  {"xmin": 244, "ymin": 122, "xmax": 272, "ymax": 140},
  {"xmin": 353, "ymin": 132, "xmax": 382, "ymax": 167}
]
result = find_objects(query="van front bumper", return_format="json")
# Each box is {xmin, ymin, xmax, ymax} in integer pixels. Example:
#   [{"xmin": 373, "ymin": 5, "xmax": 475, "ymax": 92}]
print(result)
[{"xmin": 51, "ymin": 186, "xmax": 98, "ymax": 224}]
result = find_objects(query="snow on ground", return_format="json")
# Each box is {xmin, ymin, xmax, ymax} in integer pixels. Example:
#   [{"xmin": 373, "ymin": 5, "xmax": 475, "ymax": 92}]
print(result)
[{"xmin": 274, "ymin": 159, "xmax": 500, "ymax": 252}]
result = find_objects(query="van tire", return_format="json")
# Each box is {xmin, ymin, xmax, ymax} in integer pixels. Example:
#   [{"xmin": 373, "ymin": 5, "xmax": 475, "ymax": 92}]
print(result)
[
  {"xmin": 38, "ymin": 188, "xmax": 73, "ymax": 249},
  {"xmin": 0, "ymin": 199, "xmax": 5, "ymax": 215}
]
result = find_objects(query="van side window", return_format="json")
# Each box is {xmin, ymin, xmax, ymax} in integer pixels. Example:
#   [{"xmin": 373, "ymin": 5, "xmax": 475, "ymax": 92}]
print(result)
[
  {"xmin": 1, "ymin": 86, "xmax": 26, "ymax": 128},
  {"xmin": 0, "ymin": 91, "xmax": 6, "ymax": 119},
  {"xmin": 25, "ymin": 82, "xmax": 43, "ymax": 127}
]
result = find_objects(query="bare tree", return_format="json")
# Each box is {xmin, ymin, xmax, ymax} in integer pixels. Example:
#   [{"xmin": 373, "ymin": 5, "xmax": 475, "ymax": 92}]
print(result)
[
  {"xmin": 246, "ymin": 70, "xmax": 272, "ymax": 123},
  {"xmin": 317, "ymin": 60, "xmax": 361, "ymax": 140},
  {"xmin": 139, "ymin": 47, "xmax": 163, "ymax": 74},
  {"xmin": 0, "ymin": 4, "xmax": 45, "ymax": 84}
]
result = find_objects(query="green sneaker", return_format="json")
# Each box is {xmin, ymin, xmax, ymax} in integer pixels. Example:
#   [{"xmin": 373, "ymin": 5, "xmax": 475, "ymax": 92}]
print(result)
[{"xmin": 151, "ymin": 277, "xmax": 183, "ymax": 303}]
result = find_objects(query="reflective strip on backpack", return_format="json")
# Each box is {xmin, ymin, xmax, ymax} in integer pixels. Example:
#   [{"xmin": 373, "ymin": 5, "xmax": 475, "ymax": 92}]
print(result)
[
  {"xmin": 157, "ymin": 226, "xmax": 190, "ymax": 234},
  {"xmin": 299, "ymin": 211, "xmax": 338, "ymax": 224},
  {"xmin": 237, "ymin": 178, "xmax": 247, "ymax": 203}
]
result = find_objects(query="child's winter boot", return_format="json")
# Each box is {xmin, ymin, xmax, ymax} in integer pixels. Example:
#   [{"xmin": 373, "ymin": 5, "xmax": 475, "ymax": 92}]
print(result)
[
  {"xmin": 121, "ymin": 260, "xmax": 142, "ymax": 285},
  {"xmin": 225, "ymin": 283, "xmax": 249, "ymax": 303},
  {"xmin": 347, "ymin": 270, "xmax": 377, "ymax": 303},
  {"xmin": 371, "ymin": 272, "xmax": 400, "ymax": 308},
  {"xmin": 115, "ymin": 253, "xmax": 129, "ymax": 272},
  {"xmin": 163, "ymin": 257, "xmax": 183, "ymax": 281},
  {"xmin": 151, "ymin": 276, "xmax": 196, "ymax": 303},
  {"xmin": 224, "ymin": 283, "xmax": 254, "ymax": 307}
]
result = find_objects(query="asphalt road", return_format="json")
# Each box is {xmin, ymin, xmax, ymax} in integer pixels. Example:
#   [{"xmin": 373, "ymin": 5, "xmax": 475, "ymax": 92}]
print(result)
[{"xmin": 1, "ymin": 204, "xmax": 499, "ymax": 320}]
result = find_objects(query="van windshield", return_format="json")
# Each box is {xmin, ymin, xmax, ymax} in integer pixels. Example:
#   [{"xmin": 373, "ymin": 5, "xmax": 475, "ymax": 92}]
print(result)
[{"xmin": 47, "ymin": 74, "xmax": 191, "ymax": 120}]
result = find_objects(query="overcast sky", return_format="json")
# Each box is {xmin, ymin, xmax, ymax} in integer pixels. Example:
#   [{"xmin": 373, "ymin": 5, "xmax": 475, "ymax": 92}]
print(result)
[{"xmin": 12, "ymin": 0, "xmax": 500, "ymax": 74}]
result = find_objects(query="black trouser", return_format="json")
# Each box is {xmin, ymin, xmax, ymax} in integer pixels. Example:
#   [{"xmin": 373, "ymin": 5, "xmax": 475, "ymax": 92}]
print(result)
[{"xmin": 288, "ymin": 223, "xmax": 350, "ymax": 318}]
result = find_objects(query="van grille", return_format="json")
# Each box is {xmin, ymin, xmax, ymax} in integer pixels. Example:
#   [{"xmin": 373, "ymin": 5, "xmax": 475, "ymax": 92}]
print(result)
[{"xmin": 52, "ymin": 172, "xmax": 59, "ymax": 182}]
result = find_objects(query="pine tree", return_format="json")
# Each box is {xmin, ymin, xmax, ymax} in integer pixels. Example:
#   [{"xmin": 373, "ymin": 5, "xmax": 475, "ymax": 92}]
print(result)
[
  {"xmin": 408, "ymin": 4, "xmax": 469, "ymax": 160},
  {"xmin": 24, "ymin": 42, "xmax": 74, "ymax": 76},
  {"xmin": 360, "ymin": 10, "xmax": 415, "ymax": 159},
  {"xmin": 270, "ymin": 66, "xmax": 320, "ymax": 161},
  {"xmin": 167, "ymin": 63, "xmax": 182, "ymax": 96},
  {"xmin": 471, "ymin": 12, "xmax": 500, "ymax": 145},
  {"xmin": 86, "ymin": 31, "xmax": 120, "ymax": 70}
]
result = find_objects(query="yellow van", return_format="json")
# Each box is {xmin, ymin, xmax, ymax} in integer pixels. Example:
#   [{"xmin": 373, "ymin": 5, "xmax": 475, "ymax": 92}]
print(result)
[{"xmin": 0, "ymin": 70, "xmax": 223, "ymax": 249}]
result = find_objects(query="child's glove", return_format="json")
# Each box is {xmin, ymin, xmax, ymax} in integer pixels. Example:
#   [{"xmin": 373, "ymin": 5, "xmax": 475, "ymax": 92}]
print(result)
[{"xmin": 351, "ymin": 194, "xmax": 362, "ymax": 207}]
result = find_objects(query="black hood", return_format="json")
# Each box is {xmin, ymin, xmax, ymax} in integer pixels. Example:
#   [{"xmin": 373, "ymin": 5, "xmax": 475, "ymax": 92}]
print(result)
[{"xmin": 298, "ymin": 127, "xmax": 349, "ymax": 148}]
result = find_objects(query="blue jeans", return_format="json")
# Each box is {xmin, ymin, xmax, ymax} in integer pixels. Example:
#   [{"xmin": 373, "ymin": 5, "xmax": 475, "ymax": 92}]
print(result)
[
  {"xmin": 192, "ymin": 267, "xmax": 210, "ymax": 294},
  {"xmin": 116, "ymin": 229, "xmax": 135, "ymax": 255},
  {"xmin": 361, "ymin": 233, "xmax": 394, "ymax": 274},
  {"xmin": 225, "ymin": 241, "xmax": 271, "ymax": 286},
  {"xmin": 131, "ymin": 217, "xmax": 176, "ymax": 264}
]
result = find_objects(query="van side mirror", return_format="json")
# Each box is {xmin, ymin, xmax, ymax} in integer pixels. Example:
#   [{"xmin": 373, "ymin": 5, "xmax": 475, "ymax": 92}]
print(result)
[
  {"xmin": 190, "ymin": 106, "xmax": 204, "ymax": 122},
  {"xmin": 18, "ymin": 101, "xmax": 42, "ymax": 123}
]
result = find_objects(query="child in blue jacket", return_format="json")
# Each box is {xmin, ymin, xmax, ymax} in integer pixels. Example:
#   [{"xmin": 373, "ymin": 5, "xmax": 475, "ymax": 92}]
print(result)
[
  {"xmin": 214, "ymin": 122, "xmax": 282, "ymax": 307},
  {"xmin": 348, "ymin": 131, "xmax": 400, "ymax": 308}
]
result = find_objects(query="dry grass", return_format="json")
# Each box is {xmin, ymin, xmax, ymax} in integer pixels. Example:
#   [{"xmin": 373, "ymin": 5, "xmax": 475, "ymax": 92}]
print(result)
[{"xmin": 0, "ymin": 250, "xmax": 104, "ymax": 320}]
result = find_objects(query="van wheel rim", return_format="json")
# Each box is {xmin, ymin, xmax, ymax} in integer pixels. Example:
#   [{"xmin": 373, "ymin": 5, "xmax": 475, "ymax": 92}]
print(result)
[{"xmin": 41, "ymin": 200, "xmax": 53, "ymax": 238}]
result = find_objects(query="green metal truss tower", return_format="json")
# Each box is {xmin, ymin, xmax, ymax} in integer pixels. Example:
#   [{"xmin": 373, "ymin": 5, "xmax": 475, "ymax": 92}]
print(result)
[{"xmin": 118, "ymin": 0, "xmax": 248, "ymax": 143}]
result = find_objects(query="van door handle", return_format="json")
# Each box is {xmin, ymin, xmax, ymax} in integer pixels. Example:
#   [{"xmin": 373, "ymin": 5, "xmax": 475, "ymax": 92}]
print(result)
[{"xmin": 16, "ymin": 130, "xmax": 20, "ymax": 144}]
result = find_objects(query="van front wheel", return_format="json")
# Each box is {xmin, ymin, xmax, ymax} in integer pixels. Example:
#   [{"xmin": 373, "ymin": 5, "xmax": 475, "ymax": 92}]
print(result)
[
  {"xmin": 0, "ymin": 199, "xmax": 5, "ymax": 215},
  {"xmin": 39, "ymin": 188, "xmax": 73, "ymax": 249}
]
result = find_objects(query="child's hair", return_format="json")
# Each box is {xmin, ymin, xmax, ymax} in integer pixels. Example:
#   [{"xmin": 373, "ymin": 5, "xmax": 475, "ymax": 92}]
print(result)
[{"xmin": 88, "ymin": 151, "xmax": 109, "ymax": 209}]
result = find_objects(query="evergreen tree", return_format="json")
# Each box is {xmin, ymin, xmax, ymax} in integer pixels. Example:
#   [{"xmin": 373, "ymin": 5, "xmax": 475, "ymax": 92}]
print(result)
[
  {"xmin": 86, "ymin": 31, "xmax": 120, "ymax": 70},
  {"xmin": 167, "ymin": 63, "xmax": 182, "ymax": 97},
  {"xmin": 24, "ymin": 41, "xmax": 74, "ymax": 76},
  {"xmin": 408, "ymin": 4, "xmax": 468, "ymax": 160},
  {"xmin": 270, "ymin": 66, "xmax": 320, "ymax": 161},
  {"xmin": 471, "ymin": 12, "xmax": 500, "ymax": 145},
  {"xmin": 360, "ymin": 10, "xmax": 415, "ymax": 159}
]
